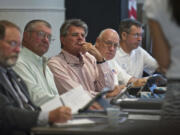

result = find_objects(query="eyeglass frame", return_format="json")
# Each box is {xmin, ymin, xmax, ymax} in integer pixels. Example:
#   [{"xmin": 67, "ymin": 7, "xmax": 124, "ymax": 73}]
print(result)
[
  {"xmin": 28, "ymin": 30, "xmax": 55, "ymax": 42},
  {"xmin": 100, "ymin": 38, "xmax": 119, "ymax": 49},
  {"xmin": 126, "ymin": 31, "xmax": 144, "ymax": 39},
  {"xmin": 2, "ymin": 40, "xmax": 21, "ymax": 48},
  {"xmin": 67, "ymin": 32, "xmax": 87, "ymax": 38}
]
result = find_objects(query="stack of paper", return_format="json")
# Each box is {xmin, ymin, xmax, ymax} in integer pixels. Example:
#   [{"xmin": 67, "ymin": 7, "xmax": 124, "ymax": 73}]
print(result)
[{"xmin": 53, "ymin": 118, "xmax": 95, "ymax": 127}]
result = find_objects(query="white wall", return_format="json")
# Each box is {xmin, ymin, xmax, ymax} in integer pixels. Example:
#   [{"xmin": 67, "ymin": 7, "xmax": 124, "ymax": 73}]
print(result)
[
  {"xmin": 0, "ymin": 0, "xmax": 65, "ymax": 57},
  {"xmin": 137, "ymin": 0, "xmax": 144, "ymax": 3}
]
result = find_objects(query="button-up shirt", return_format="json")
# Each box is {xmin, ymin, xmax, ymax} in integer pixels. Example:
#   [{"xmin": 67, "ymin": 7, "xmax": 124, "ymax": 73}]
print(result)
[
  {"xmin": 107, "ymin": 59, "xmax": 132, "ymax": 85},
  {"xmin": 14, "ymin": 47, "xmax": 59, "ymax": 106},
  {"xmin": 48, "ymin": 49, "xmax": 114, "ymax": 97},
  {"xmin": 115, "ymin": 46, "xmax": 158, "ymax": 78}
]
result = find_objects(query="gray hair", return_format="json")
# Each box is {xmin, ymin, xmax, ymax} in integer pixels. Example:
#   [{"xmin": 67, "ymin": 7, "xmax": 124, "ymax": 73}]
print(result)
[
  {"xmin": 24, "ymin": 19, "xmax": 51, "ymax": 32},
  {"xmin": 60, "ymin": 19, "xmax": 88, "ymax": 37}
]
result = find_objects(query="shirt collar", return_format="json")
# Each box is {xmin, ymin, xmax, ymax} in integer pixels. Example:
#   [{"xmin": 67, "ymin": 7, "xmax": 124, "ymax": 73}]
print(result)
[
  {"xmin": 61, "ymin": 49, "xmax": 84, "ymax": 65},
  {"xmin": 118, "ymin": 46, "xmax": 139, "ymax": 56},
  {"xmin": 20, "ymin": 47, "xmax": 44, "ymax": 64},
  {"xmin": 118, "ymin": 47, "xmax": 128, "ymax": 56}
]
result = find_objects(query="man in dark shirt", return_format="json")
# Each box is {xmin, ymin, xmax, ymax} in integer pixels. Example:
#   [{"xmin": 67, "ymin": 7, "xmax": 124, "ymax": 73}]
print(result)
[{"xmin": 0, "ymin": 20, "xmax": 72, "ymax": 135}]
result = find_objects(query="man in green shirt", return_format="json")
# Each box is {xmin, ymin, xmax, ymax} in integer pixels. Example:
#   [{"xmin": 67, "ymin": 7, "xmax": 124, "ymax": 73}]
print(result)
[{"xmin": 14, "ymin": 20, "xmax": 59, "ymax": 106}]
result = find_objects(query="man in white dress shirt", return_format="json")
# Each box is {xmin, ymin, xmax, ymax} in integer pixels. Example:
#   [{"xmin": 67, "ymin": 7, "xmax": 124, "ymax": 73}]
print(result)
[{"xmin": 114, "ymin": 18, "xmax": 158, "ymax": 81}]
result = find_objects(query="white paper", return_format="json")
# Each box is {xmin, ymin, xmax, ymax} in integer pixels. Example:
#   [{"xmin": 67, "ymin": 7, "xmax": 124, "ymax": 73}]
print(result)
[
  {"xmin": 53, "ymin": 118, "xmax": 95, "ymax": 127},
  {"xmin": 40, "ymin": 95, "xmax": 62, "ymax": 111},
  {"xmin": 60, "ymin": 85, "xmax": 92, "ymax": 114},
  {"xmin": 40, "ymin": 85, "xmax": 92, "ymax": 114}
]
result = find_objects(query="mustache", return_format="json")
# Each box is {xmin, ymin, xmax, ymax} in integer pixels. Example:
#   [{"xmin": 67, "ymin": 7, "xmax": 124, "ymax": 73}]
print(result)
[{"xmin": 9, "ymin": 53, "xmax": 18, "ymax": 58}]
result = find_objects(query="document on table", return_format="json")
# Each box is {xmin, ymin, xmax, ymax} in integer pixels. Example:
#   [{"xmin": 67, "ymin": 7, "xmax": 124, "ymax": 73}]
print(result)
[
  {"xmin": 40, "ymin": 85, "xmax": 92, "ymax": 114},
  {"xmin": 53, "ymin": 118, "xmax": 95, "ymax": 127},
  {"xmin": 40, "ymin": 95, "xmax": 62, "ymax": 112},
  {"xmin": 60, "ymin": 85, "xmax": 92, "ymax": 114}
]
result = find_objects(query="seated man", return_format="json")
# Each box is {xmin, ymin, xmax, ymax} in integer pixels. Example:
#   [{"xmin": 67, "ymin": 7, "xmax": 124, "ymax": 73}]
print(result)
[
  {"xmin": 48, "ymin": 19, "xmax": 120, "ymax": 98},
  {"xmin": 95, "ymin": 28, "xmax": 147, "ymax": 88},
  {"xmin": 114, "ymin": 18, "xmax": 158, "ymax": 82},
  {"xmin": 0, "ymin": 20, "xmax": 71, "ymax": 135},
  {"xmin": 13, "ymin": 20, "xmax": 59, "ymax": 106}
]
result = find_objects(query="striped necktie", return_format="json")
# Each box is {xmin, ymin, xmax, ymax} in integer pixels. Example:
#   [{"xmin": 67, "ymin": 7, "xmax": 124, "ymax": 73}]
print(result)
[{"xmin": 6, "ymin": 69, "xmax": 35, "ymax": 111}]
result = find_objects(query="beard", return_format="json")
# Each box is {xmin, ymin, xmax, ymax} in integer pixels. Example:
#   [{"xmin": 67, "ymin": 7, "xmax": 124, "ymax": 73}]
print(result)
[
  {"xmin": 6, "ymin": 57, "xmax": 18, "ymax": 67},
  {"xmin": 3, "ymin": 54, "xmax": 18, "ymax": 67}
]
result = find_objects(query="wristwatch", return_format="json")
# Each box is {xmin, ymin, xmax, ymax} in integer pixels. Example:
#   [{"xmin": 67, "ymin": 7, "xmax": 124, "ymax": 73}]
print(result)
[{"xmin": 97, "ymin": 58, "xmax": 106, "ymax": 64}]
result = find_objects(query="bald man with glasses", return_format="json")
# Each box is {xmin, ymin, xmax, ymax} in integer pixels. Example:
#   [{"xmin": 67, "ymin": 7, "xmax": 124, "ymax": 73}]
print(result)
[{"xmin": 95, "ymin": 28, "xmax": 147, "ymax": 89}]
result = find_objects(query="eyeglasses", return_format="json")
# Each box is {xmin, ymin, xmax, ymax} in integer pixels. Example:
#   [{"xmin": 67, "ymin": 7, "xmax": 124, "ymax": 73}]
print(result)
[
  {"xmin": 69, "ymin": 32, "xmax": 86, "ymax": 38},
  {"xmin": 101, "ymin": 39, "xmax": 119, "ymax": 48},
  {"xmin": 3, "ymin": 40, "xmax": 21, "ymax": 48},
  {"xmin": 127, "ymin": 32, "xmax": 144, "ymax": 38},
  {"xmin": 30, "ymin": 31, "xmax": 55, "ymax": 42}
]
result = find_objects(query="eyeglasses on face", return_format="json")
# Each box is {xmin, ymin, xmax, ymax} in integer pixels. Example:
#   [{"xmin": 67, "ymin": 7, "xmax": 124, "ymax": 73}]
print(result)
[
  {"xmin": 101, "ymin": 39, "xmax": 119, "ymax": 48},
  {"xmin": 127, "ymin": 32, "xmax": 144, "ymax": 38},
  {"xmin": 30, "ymin": 30, "xmax": 55, "ymax": 42},
  {"xmin": 69, "ymin": 32, "xmax": 86, "ymax": 38},
  {"xmin": 3, "ymin": 40, "xmax": 21, "ymax": 48}
]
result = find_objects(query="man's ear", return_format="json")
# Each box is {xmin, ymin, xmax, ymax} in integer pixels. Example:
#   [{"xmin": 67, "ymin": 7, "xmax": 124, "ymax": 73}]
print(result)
[
  {"xmin": 23, "ymin": 31, "xmax": 29, "ymax": 38},
  {"xmin": 23, "ymin": 31, "xmax": 31, "ymax": 42},
  {"xmin": 121, "ymin": 32, "xmax": 127, "ymax": 40},
  {"xmin": 60, "ymin": 36, "xmax": 65, "ymax": 44},
  {"xmin": 95, "ymin": 38, "xmax": 101, "ymax": 48}
]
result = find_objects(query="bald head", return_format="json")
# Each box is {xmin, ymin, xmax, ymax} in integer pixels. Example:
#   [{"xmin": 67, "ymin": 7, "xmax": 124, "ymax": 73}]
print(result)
[
  {"xmin": 95, "ymin": 28, "xmax": 119, "ymax": 60},
  {"xmin": 98, "ymin": 29, "xmax": 119, "ymax": 41}
]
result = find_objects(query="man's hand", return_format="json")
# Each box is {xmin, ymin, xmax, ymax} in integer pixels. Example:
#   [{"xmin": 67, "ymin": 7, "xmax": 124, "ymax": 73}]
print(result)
[
  {"xmin": 49, "ymin": 106, "xmax": 72, "ymax": 124},
  {"xmin": 133, "ymin": 77, "xmax": 148, "ymax": 87},
  {"xmin": 89, "ymin": 102, "xmax": 104, "ymax": 110},
  {"xmin": 106, "ymin": 85, "xmax": 125, "ymax": 98},
  {"xmin": 81, "ymin": 42, "xmax": 104, "ymax": 62}
]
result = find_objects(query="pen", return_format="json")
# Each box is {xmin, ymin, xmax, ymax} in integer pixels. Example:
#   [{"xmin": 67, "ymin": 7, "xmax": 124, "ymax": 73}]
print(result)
[{"xmin": 60, "ymin": 97, "xmax": 65, "ymax": 106}]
